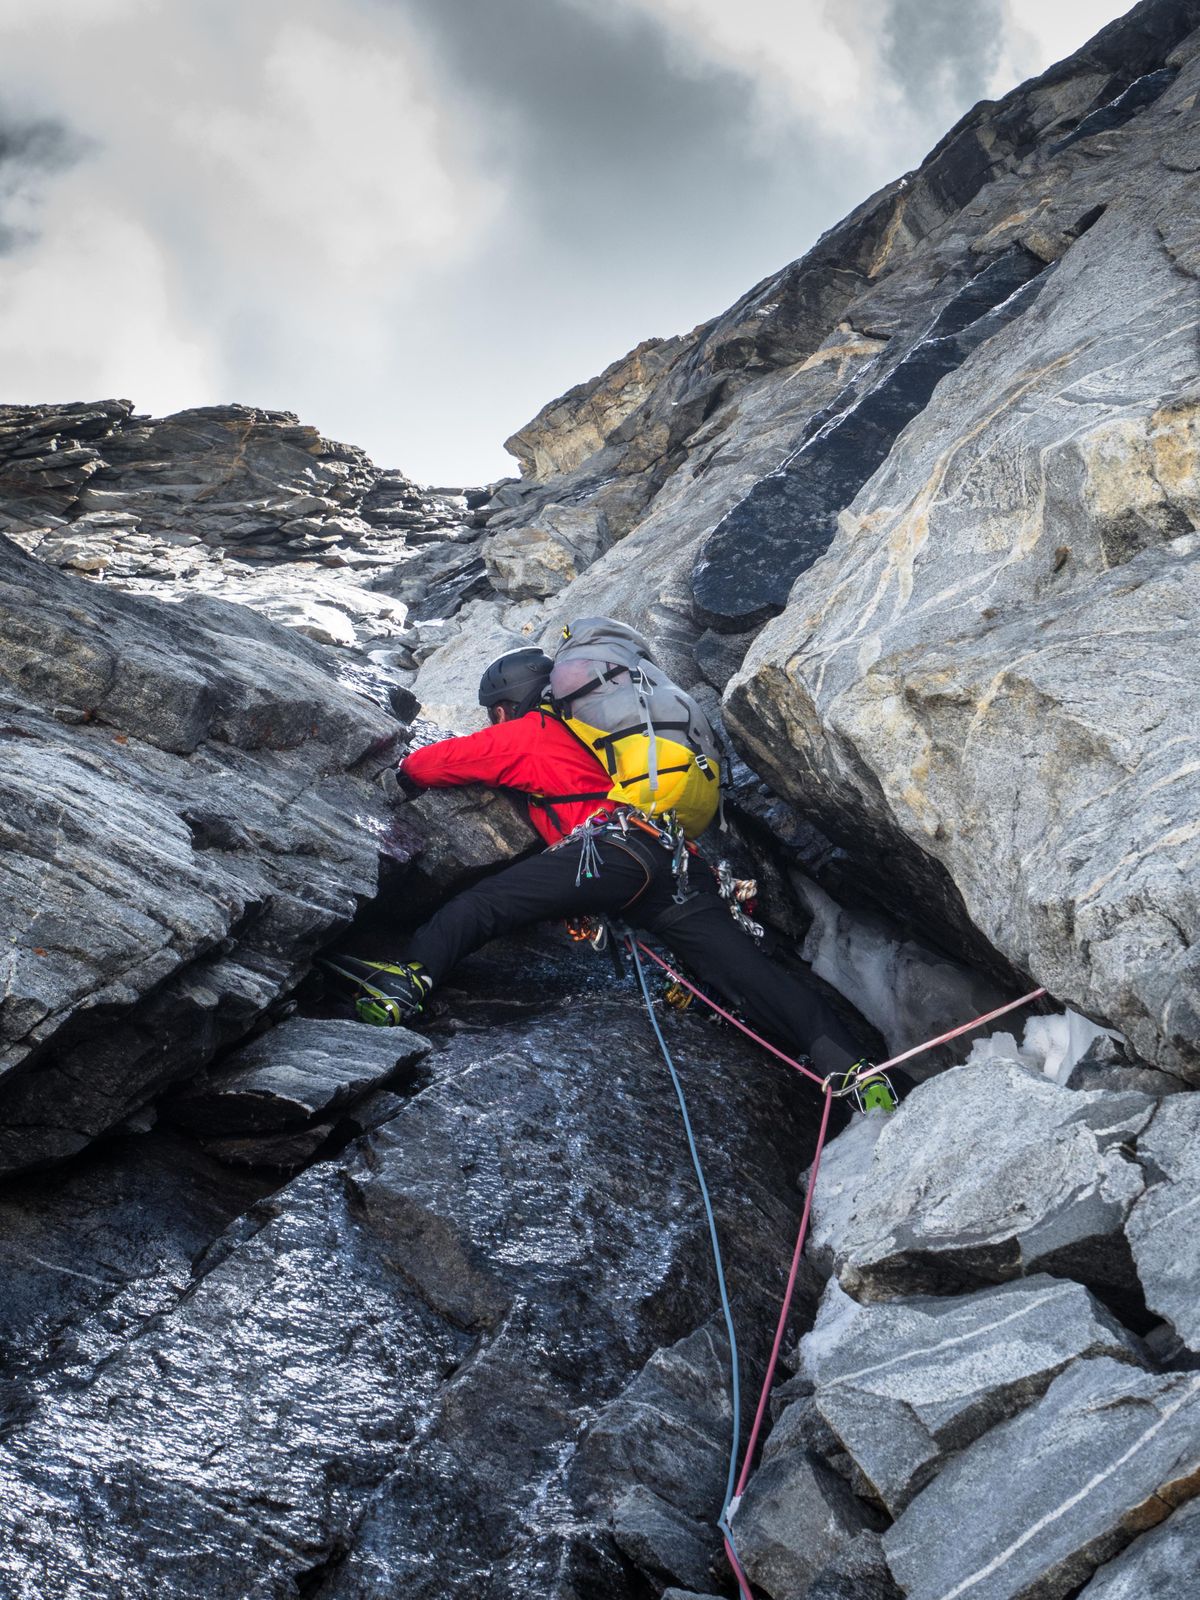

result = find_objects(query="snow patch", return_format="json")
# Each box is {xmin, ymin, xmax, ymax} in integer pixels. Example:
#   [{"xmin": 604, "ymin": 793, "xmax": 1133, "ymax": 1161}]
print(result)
[{"xmin": 966, "ymin": 1011, "xmax": 1120, "ymax": 1085}]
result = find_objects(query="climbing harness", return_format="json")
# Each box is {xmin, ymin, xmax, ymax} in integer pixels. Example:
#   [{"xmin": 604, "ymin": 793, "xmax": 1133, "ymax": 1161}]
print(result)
[
  {"xmin": 621, "ymin": 940, "xmax": 1048, "ymax": 1598},
  {"xmin": 552, "ymin": 806, "xmax": 763, "ymax": 941}
]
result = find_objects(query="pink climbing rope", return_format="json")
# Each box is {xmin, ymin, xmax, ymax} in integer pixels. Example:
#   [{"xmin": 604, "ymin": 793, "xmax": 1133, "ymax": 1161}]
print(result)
[
  {"xmin": 632, "ymin": 940, "xmax": 827, "ymax": 1087},
  {"xmin": 868, "ymin": 986, "xmax": 1048, "ymax": 1074},
  {"xmin": 631, "ymin": 936, "xmax": 1048, "ymax": 1595},
  {"xmin": 723, "ymin": 1080, "xmax": 834, "ymax": 1599}
]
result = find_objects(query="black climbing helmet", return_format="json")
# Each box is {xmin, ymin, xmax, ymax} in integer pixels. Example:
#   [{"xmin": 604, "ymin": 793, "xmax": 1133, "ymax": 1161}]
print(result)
[{"xmin": 478, "ymin": 647, "xmax": 553, "ymax": 718}]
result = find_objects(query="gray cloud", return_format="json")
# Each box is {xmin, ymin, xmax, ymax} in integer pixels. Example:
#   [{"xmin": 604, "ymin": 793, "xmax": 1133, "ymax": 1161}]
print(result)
[
  {"xmin": 0, "ymin": 1, "xmax": 1127, "ymax": 483},
  {"xmin": 0, "ymin": 109, "xmax": 83, "ymax": 252},
  {"xmin": 883, "ymin": 0, "xmax": 1007, "ymax": 118},
  {"xmin": 386, "ymin": 0, "xmax": 825, "ymax": 249}
]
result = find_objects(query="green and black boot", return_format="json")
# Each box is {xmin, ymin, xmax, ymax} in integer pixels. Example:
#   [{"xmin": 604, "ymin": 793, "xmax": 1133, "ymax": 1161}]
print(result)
[{"xmin": 319, "ymin": 954, "xmax": 433, "ymax": 1026}]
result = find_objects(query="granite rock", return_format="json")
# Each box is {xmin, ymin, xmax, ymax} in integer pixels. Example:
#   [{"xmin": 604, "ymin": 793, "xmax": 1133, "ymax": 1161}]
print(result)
[
  {"xmin": 1125, "ymin": 1092, "xmax": 1200, "ymax": 1352},
  {"xmin": 798, "ymin": 1275, "xmax": 1143, "ymax": 1514},
  {"xmin": 730, "ymin": 1446, "xmax": 885, "ymax": 1600},
  {"xmin": 835, "ymin": 1061, "xmax": 1155, "ymax": 1301},
  {"xmin": 1075, "ymin": 1495, "xmax": 1200, "ymax": 1600},
  {"xmin": 883, "ymin": 1357, "xmax": 1200, "ymax": 1600},
  {"xmin": 725, "ymin": 60, "xmax": 1200, "ymax": 1076}
]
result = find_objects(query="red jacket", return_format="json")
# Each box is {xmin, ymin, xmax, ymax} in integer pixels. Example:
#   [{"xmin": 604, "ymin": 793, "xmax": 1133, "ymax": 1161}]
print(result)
[{"xmin": 399, "ymin": 711, "xmax": 618, "ymax": 846}]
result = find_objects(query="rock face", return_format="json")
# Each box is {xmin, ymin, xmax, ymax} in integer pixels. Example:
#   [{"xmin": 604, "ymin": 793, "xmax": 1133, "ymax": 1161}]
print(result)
[
  {"xmin": 398, "ymin": 0, "xmax": 1200, "ymax": 1082},
  {"xmin": 1075, "ymin": 1495, "xmax": 1200, "ymax": 1599},
  {"xmin": 724, "ymin": 39, "xmax": 1200, "ymax": 1078},
  {"xmin": 0, "ymin": 400, "xmax": 490, "ymax": 668},
  {"xmin": 730, "ymin": 1446, "xmax": 885, "ymax": 1599},
  {"xmin": 2, "ymin": 3, "xmax": 1199, "ymax": 1598},
  {"xmin": 798, "ymin": 1276, "xmax": 1143, "ymax": 1515},
  {"xmin": 0, "ymin": 535, "xmax": 401, "ymax": 1172},
  {"xmin": 834, "ymin": 1062, "xmax": 1156, "ymax": 1301},
  {"xmin": 1125, "ymin": 1091, "xmax": 1200, "ymax": 1351},
  {"xmin": 883, "ymin": 1358, "xmax": 1200, "ymax": 1600},
  {"xmin": 162, "ymin": 1016, "xmax": 432, "ymax": 1168},
  {"xmin": 0, "ymin": 963, "xmax": 829, "ymax": 1600},
  {"xmin": 692, "ymin": 247, "xmax": 1051, "ymax": 631}
]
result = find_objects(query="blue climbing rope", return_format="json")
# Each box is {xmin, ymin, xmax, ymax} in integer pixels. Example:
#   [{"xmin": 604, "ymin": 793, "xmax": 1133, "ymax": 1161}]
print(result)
[{"xmin": 626, "ymin": 934, "xmax": 746, "ymax": 1564}]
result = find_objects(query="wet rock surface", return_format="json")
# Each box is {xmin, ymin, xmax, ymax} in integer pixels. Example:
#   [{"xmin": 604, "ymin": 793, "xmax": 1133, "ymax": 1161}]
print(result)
[
  {"xmin": 0, "ymin": 536, "xmax": 403, "ymax": 1174},
  {"xmin": 0, "ymin": 946, "xmax": 833, "ymax": 1600},
  {"xmin": 883, "ymin": 1357, "xmax": 1200, "ymax": 1600}
]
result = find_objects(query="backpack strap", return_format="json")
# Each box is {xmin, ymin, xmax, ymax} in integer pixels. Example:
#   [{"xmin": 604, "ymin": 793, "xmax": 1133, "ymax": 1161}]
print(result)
[{"xmin": 550, "ymin": 663, "xmax": 627, "ymax": 712}]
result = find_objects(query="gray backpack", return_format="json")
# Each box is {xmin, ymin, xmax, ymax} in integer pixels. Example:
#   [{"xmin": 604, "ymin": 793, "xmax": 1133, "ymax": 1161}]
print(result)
[{"xmin": 548, "ymin": 617, "xmax": 722, "ymax": 837}]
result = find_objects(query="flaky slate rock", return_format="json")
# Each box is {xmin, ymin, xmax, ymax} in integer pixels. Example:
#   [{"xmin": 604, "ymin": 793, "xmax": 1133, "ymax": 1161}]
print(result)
[
  {"xmin": 883, "ymin": 1357, "xmax": 1200, "ymax": 1600},
  {"xmin": 798, "ymin": 1275, "xmax": 1143, "ymax": 1514},
  {"xmin": 0, "ymin": 536, "xmax": 402, "ymax": 1172},
  {"xmin": 1075, "ymin": 1495, "xmax": 1200, "ymax": 1600},
  {"xmin": 163, "ymin": 1017, "xmax": 431, "ymax": 1136},
  {"xmin": 730, "ymin": 1447, "xmax": 885, "ymax": 1600},
  {"xmin": 1126, "ymin": 1093, "xmax": 1200, "ymax": 1352},
  {"xmin": 835, "ymin": 1061, "xmax": 1155, "ymax": 1301}
]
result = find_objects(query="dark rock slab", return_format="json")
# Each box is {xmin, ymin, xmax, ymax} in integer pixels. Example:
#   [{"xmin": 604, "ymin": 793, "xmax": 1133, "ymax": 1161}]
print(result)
[
  {"xmin": 0, "ymin": 965, "xmax": 823, "ymax": 1599},
  {"xmin": 609, "ymin": 1484, "xmax": 717, "ymax": 1592},
  {"xmin": 1051, "ymin": 66, "xmax": 1179, "ymax": 151},
  {"xmin": 1126, "ymin": 1093, "xmax": 1200, "ymax": 1353},
  {"xmin": 807, "ymin": 1531, "xmax": 903, "ymax": 1600},
  {"xmin": 0, "ymin": 1129, "xmax": 274, "ymax": 1428},
  {"xmin": 798, "ymin": 1275, "xmax": 1143, "ymax": 1514},
  {"xmin": 1075, "ymin": 1495, "xmax": 1200, "ymax": 1599},
  {"xmin": 691, "ymin": 250, "xmax": 1049, "ymax": 631},
  {"xmin": 569, "ymin": 1320, "xmax": 735, "ymax": 1591},
  {"xmin": 730, "ymin": 1447, "xmax": 885, "ymax": 1600},
  {"xmin": 883, "ymin": 1357, "xmax": 1200, "ymax": 1600},
  {"xmin": 163, "ymin": 1016, "xmax": 430, "ymax": 1136},
  {"xmin": 836, "ymin": 1061, "xmax": 1155, "ymax": 1302}
]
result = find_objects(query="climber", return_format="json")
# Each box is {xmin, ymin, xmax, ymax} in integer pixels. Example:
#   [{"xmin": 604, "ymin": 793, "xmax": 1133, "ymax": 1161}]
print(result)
[{"xmin": 326, "ymin": 646, "xmax": 865, "ymax": 1076}]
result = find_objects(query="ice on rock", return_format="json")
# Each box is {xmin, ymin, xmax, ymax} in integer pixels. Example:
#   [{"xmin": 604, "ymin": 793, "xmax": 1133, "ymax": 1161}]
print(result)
[
  {"xmin": 796, "ymin": 877, "xmax": 1006, "ymax": 1069},
  {"xmin": 967, "ymin": 1010, "xmax": 1120, "ymax": 1085}
]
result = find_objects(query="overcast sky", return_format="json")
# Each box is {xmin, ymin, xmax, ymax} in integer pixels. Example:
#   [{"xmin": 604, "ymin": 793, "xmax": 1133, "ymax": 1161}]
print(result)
[{"xmin": 0, "ymin": 0, "xmax": 1129, "ymax": 485}]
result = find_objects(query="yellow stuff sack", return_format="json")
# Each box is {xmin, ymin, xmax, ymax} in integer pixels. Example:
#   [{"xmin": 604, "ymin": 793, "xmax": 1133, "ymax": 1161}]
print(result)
[{"xmin": 562, "ymin": 714, "xmax": 721, "ymax": 838}]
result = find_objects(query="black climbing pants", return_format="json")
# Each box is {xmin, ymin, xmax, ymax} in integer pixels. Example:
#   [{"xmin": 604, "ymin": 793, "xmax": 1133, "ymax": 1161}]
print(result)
[{"xmin": 406, "ymin": 834, "xmax": 861, "ymax": 1075}]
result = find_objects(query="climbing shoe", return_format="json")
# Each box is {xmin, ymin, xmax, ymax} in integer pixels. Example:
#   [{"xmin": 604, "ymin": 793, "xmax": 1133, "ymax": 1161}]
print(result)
[{"xmin": 319, "ymin": 954, "xmax": 432, "ymax": 1026}]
